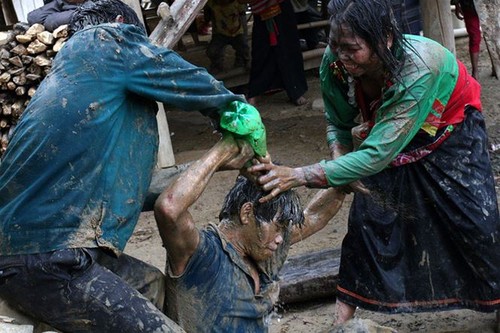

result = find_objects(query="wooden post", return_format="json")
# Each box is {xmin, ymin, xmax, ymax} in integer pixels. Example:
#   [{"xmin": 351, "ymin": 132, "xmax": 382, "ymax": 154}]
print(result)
[
  {"xmin": 119, "ymin": 0, "xmax": 178, "ymax": 168},
  {"xmin": 0, "ymin": 0, "xmax": 17, "ymax": 26},
  {"xmin": 148, "ymin": 0, "xmax": 210, "ymax": 168},
  {"xmin": 149, "ymin": 0, "xmax": 209, "ymax": 49},
  {"xmin": 155, "ymin": 102, "xmax": 175, "ymax": 168},
  {"xmin": 474, "ymin": 0, "xmax": 499, "ymax": 79},
  {"xmin": 120, "ymin": 0, "xmax": 145, "ymax": 25},
  {"xmin": 420, "ymin": 0, "xmax": 456, "ymax": 54}
]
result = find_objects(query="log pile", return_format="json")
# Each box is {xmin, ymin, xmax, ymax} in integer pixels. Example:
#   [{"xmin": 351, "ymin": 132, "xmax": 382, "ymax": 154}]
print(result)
[{"xmin": 0, "ymin": 23, "xmax": 68, "ymax": 159}]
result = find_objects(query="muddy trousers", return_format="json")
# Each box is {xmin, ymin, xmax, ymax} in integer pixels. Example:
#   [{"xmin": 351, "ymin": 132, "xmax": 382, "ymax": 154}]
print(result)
[{"xmin": 0, "ymin": 248, "xmax": 184, "ymax": 333}]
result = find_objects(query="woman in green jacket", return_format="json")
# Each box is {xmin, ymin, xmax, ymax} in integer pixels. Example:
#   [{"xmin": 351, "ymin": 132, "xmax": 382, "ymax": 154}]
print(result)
[{"xmin": 249, "ymin": 0, "xmax": 500, "ymax": 325}]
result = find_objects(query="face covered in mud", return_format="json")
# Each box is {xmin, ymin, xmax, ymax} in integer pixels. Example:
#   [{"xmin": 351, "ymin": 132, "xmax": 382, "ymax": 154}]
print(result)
[
  {"xmin": 329, "ymin": 23, "xmax": 387, "ymax": 78},
  {"xmin": 327, "ymin": 0, "xmax": 404, "ymax": 82},
  {"xmin": 245, "ymin": 209, "xmax": 289, "ymax": 262},
  {"xmin": 219, "ymin": 176, "xmax": 304, "ymax": 262}
]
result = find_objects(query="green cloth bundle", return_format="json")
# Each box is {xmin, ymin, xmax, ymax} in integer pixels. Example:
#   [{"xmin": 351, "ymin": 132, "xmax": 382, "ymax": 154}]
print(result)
[{"xmin": 219, "ymin": 101, "xmax": 267, "ymax": 157}]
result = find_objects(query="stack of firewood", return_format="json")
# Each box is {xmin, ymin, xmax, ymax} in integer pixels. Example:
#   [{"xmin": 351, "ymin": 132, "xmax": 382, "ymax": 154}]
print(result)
[{"xmin": 0, "ymin": 22, "xmax": 68, "ymax": 159}]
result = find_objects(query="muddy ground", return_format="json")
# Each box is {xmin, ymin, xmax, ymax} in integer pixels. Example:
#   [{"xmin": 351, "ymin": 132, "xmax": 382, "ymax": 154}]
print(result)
[{"xmin": 125, "ymin": 37, "xmax": 500, "ymax": 332}]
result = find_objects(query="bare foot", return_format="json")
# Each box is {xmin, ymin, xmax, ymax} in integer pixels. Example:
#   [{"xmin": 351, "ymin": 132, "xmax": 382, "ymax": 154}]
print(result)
[
  {"xmin": 334, "ymin": 300, "xmax": 356, "ymax": 324},
  {"xmin": 293, "ymin": 96, "xmax": 308, "ymax": 106}
]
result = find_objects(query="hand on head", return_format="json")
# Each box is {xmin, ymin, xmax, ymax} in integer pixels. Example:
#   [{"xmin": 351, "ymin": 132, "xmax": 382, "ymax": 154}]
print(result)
[
  {"xmin": 246, "ymin": 162, "xmax": 306, "ymax": 203},
  {"xmin": 238, "ymin": 151, "xmax": 272, "ymax": 186}
]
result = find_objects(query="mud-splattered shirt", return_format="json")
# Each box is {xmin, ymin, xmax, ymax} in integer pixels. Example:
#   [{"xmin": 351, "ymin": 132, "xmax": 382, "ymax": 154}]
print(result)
[
  {"xmin": 165, "ymin": 224, "xmax": 280, "ymax": 333},
  {"xmin": 0, "ymin": 23, "xmax": 244, "ymax": 255},
  {"xmin": 319, "ymin": 34, "xmax": 481, "ymax": 186}
]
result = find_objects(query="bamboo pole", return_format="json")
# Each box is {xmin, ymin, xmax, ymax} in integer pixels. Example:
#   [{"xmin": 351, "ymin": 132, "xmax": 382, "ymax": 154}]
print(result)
[{"xmin": 421, "ymin": 0, "xmax": 456, "ymax": 54}]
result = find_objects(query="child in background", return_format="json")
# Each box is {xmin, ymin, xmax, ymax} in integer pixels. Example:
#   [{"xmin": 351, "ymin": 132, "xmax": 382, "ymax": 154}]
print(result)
[{"xmin": 205, "ymin": 0, "xmax": 249, "ymax": 74}]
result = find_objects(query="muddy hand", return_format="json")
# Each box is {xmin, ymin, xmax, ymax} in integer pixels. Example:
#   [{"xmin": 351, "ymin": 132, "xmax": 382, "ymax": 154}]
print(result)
[
  {"xmin": 247, "ymin": 163, "xmax": 306, "ymax": 203},
  {"xmin": 219, "ymin": 136, "xmax": 254, "ymax": 171},
  {"xmin": 255, "ymin": 151, "xmax": 272, "ymax": 164},
  {"xmin": 239, "ymin": 152, "xmax": 273, "ymax": 184}
]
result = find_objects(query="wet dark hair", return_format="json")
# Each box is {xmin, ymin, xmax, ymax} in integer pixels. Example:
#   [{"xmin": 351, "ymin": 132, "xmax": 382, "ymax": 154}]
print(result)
[
  {"xmin": 219, "ymin": 176, "xmax": 304, "ymax": 228},
  {"xmin": 69, "ymin": 0, "xmax": 146, "ymax": 35},
  {"xmin": 327, "ymin": 0, "xmax": 409, "ymax": 81}
]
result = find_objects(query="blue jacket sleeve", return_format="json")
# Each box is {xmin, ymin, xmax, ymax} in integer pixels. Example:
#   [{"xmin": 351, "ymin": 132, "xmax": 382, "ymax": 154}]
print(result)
[{"xmin": 123, "ymin": 28, "xmax": 245, "ymax": 112}]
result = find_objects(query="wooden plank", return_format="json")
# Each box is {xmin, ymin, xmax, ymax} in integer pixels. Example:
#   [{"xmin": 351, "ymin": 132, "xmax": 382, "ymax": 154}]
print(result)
[
  {"xmin": 121, "ymin": 0, "xmax": 145, "ymax": 25},
  {"xmin": 149, "ymin": 0, "xmax": 208, "ymax": 48},
  {"xmin": 156, "ymin": 102, "xmax": 175, "ymax": 168},
  {"xmin": 11, "ymin": 0, "xmax": 42, "ymax": 23},
  {"xmin": 421, "ymin": 0, "xmax": 456, "ymax": 54},
  {"xmin": 1, "ymin": 0, "xmax": 18, "ymax": 26},
  {"xmin": 0, "ymin": 323, "xmax": 33, "ymax": 333},
  {"xmin": 147, "ymin": 0, "xmax": 209, "ymax": 169}
]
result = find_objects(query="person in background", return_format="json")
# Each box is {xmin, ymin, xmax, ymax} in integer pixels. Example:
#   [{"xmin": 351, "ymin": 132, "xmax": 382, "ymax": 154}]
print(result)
[
  {"xmin": 246, "ymin": 0, "xmax": 308, "ymax": 106},
  {"xmin": 452, "ymin": 0, "xmax": 481, "ymax": 79},
  {"xmin": 27, "ymin": 0, "xmax": 89, "ymax": 31},
  {"xmin": 155, "ymin": 134, "xmax": 345, "ymax": 332},
  {"xmin": 0, "ymin": 0, "xmax": 258, "ymax": 331},
  {"xmin": 391, "ymin": 0, "xmax": 422, "ymax": 35},
  {"xmin": 291, "ymin": 0, "xmax": 327, "ymax": 50},
  {"xmin": 249, "ymin": 0, "xmax": 500, "ymax": 327},
  {"xmin": 204, "ymin": 0, "xmax": 250, "ymax": 74}
]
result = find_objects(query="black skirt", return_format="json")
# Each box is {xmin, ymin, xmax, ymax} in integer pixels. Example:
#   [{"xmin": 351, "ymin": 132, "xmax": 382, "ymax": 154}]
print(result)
[
  {"xmin": 337, "ymin": 108, "xmax": 500, "ymax": 313},
  {"xmin": 247, "ymin": 0, "xmax": 308, "ymax": 101}
]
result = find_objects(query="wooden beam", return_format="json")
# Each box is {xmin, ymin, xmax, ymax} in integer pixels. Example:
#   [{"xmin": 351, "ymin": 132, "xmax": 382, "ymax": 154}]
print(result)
[
  {"xmin": 156, "ymin": 102, "xmax": 176, "ymax": 168},
  {"xmin": 120, "ymin": 0, "xmax": 145, "ymax": 25},
  {"xmin": 147, "ymin": 0, "xmax": 210, "ymax": 170},
  {"xmin": 0, "ymin": 0, "xmax": 17, "ymax": 26},
  {"xmin": 149, "ymin": 1, "xmax": 207, "ymax": 48},
  {"xmin": 278, "ymin": 248, "xmax": 340, "ymax": 304},
  {"xmin": 421, "ymin": 0, "xmax": 456, "ymax": 54}
]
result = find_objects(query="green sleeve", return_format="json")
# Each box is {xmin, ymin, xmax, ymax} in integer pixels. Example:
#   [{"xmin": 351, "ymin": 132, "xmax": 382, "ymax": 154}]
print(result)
[{"xmin": 320, "ymin": 36, "xmax": 458, "ymax": 186}]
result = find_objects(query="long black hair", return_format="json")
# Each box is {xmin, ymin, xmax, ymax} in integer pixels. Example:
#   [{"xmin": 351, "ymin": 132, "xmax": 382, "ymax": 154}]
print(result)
[
  {"xmin": 327, "ymin": 0, "xmax": 409, "ymax": 81},
  {"xmin": 219, "ymin": 176, "xmax": 304, "ymax": 228},
  {"xmin": 69, "ymin": 0, "xmax": 145, "ymax": 35}
]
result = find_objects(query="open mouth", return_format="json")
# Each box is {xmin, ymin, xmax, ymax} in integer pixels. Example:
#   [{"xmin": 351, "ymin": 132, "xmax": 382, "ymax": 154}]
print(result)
[{"xmin": 343, "ymin": 63, "xmax": 359, "ymax": 71}]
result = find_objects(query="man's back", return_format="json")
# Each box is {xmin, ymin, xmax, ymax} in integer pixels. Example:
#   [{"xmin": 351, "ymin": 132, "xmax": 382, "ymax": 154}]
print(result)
[
  {"xmin": 0, "ymin": 23, "xmax": 160, "ymax": 255},
  {"xmin": 0, "ymin": 22, "xmax": 242, "ymax": 256}
]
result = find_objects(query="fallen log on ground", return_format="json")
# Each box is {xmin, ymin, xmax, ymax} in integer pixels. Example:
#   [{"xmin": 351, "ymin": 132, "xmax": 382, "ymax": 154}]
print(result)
[{"xmin": 278, "ymin": 247, "xmax": 341, "ymax": 304}]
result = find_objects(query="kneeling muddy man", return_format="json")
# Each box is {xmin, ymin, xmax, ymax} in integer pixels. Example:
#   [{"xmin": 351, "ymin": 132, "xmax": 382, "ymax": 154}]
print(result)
[
  {"xmin": 154, "ymin": 134, "xmax": 345, "ymax": 332},
  {"xmin": 0, "ymin": 0, "xmax": 259, "ymax": 331}
]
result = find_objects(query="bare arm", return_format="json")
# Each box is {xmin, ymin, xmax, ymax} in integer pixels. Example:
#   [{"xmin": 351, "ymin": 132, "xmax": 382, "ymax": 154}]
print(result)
[
  {"xmin": 290, "ymin": 187, "xmax": 346, "ymax": 245},
  {"xmin": 154, "ymin": 135, "xmax": 253, "ymax": 275}
]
